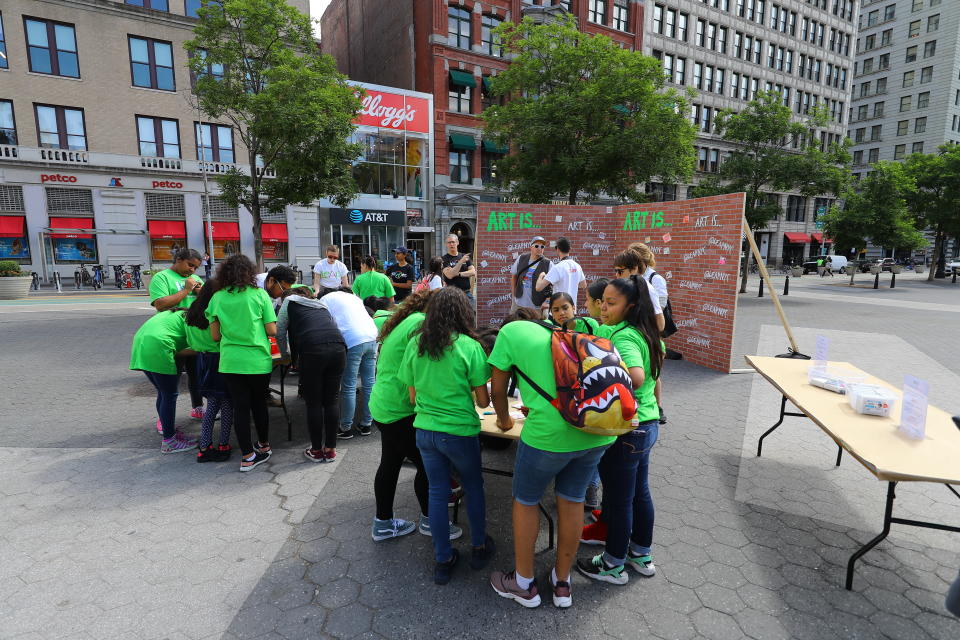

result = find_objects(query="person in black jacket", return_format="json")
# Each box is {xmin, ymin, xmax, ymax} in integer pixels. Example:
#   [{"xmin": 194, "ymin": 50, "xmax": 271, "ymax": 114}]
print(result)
[
  {"xmin": 276, "ymin": 287, "xmax": 346, "ymax": 462},
  {"xmin": 509, "ymin": 236, "xmax": 552, "ymax": 317}
]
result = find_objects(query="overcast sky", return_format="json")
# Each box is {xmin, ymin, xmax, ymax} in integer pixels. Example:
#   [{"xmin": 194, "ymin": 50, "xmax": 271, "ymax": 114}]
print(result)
[{"xmin": 309, "ymin": 0, "xmax": 332, "ymax": 37}]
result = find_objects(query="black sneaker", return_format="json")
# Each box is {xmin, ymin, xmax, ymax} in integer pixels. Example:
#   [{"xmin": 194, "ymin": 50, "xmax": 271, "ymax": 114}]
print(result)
[
  {"xmin": 470, "ymin": 535, "xmax": 496, "ymax": 570},
  {"xmin": 434, "ymin": 548, "xmax": 459, "ymax": 585},
  {"xmin": 196, "ymin": 447, "xmax": 220, "ymax": 463},
  {"xmin": 240, "ymin": 450, "xmax": 271, "ymax": 472},
  {"xmin": 337, "ymin": 428, "xmax": 355, "ymax": 440},
  {"xmin": 576, "ymin": 553, "xmax": 628, "ymax": 585},
  {"xmin": 658, "ymin": 406, "xmax": 667, "ymax": 425},
  {"xmin": 358, "ymin": 424, "xmax": 372, "ymax": 436}
]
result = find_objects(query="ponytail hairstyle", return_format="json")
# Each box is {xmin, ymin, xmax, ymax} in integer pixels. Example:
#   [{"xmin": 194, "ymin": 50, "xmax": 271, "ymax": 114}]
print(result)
[
  {"xmin": 587, "ymin": 277, "xmax": 609, "ymax": 302},
  {"xmin": 627, "ymin": 242, "xmax": 656, "ymax": 270},
  {"xmin": 607, "ymin": 275, "xmax": 664, "ymax": 380},
  {"xmin": 361, "ymin": 255, "xmax": 378, "ymax": 272},
  {"xmin": 415, "ymin": 286, "xmax": 476, "ymax": 359},
  {"xmin": 612, "ymin": 248, "xmax": 643, "ymax": 274},
  {"xmin": 363, "ymin": 296, "xmax": 393, "ymax": 312},
  {"xmin": 379, "ymin": 288, "xmax": 433, "ymax": 341},
  {"xmin": 428, "ymin": 256, "xmax": 443, "ymax": 277},
  {"xmin": 184, "ymin": 279, "xmax": 220, "ymax": 329}
]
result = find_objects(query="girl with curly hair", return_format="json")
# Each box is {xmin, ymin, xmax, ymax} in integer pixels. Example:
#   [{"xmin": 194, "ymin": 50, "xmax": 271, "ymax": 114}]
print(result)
[
  {"xmin": 204, "ymin": 254, "xmax": 277, "ymax": 472},
  {"xmin": 398, "ymin": 287, "xmax": 494, "ymax": 585}
]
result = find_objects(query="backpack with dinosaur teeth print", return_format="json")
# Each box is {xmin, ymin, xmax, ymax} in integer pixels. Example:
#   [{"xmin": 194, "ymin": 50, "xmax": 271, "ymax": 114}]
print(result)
[{"xmin": 512, "ymin": 320, "xmax": 638, "ymax": 436}]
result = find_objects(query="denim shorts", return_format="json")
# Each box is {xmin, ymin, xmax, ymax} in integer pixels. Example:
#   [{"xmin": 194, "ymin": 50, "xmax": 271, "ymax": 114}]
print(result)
[{"xmin": 512, "ymin": 440, "xmax": 610, "ymax": 506}]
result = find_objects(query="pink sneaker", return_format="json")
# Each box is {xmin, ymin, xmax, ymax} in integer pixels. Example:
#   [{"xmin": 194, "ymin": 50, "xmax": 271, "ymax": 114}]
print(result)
[
  {"xmin": 156, "ymin": 419, "xmax": 163, "ymax": 434},
  {"xmin": 190, "ymin": 407, "xmax": 205, "ymax": 420}
]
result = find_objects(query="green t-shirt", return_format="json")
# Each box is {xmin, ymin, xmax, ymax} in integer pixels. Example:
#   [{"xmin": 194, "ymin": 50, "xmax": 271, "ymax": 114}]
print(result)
[
  {"xmin": 185, "ymin": 323, "xmax": 219, "ymax": 353},
  {"xmin": 205, "ymin": 286, "xmax": 277, "ymax": 374},
  {"xmin": 129, "ymin": 311, "xmax": 188, "ymax": 375},
  {"xmin": 369, "ymin": 312, "xmax": 424, "ymax": 424},
  {"xmin": 596, "ymin": 322, "xmax": 659, "ymax": 423},
  {"xmin": 149, "ymin": 268, "xmax": 203, "ymax": 308},
  {"xmin": 488, "ymin": 321, "xmax": 616, "ymax": 453},
  {"xmin": 573, "ymin": 316, "xmax": 600, "ymax": 334},
  {"xmin": 353, "ymin": 270, "xmax": 396, "ymax": 300},
  {"xmin": 398, "ymin": 333, "xmax": 491, "ymax": 436},
  {"xmin": 372, "ymin": 309, "xmax": 393, "ymax": 331}
]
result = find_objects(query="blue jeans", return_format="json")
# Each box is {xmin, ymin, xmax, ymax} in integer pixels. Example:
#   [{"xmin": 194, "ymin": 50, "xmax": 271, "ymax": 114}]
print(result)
[
  {"xmin": 144, "ymin": 371, "xmax": 179, "ymax": 439},
  {"xmin": 512, "ymin": 441, "xmax": 609, "ymax": 506},
  {"xmin": 598, "ymin": 420, "xmax": 659, "ymax": 566},
  {"xmin": 340, "ymin": 341, "xmax": 376, "ymax": 431},
  {"xmin": 416, "ymin": 429, "xmax": 486, "ymax": 562}
]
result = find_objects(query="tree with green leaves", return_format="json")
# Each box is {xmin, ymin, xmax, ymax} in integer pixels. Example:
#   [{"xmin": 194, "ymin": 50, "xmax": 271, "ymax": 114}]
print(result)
[
  {"xmin": 903, "ymin": 144, "xmax": 960, "ymax": 280},
  {"xmin": 481, "ymin": 14, "xmax": 696, "ymax": 205},
  {"xmin": 819, "ymin": 161, "xmax": 926, "ymax": 283},
  {"xmin": 186, "ymin": 0, "xmax": 361, "ymax": 270},
  {"xmin": 691, "ymin": 91, "xmax": 851, "ymax": 292}
]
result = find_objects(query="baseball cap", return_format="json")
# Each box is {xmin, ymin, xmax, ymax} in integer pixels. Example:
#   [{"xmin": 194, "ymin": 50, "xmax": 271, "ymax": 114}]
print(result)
[
  {"xmin": 531, "ymin": 236, "xmax": 546, "ymax": 245},
  {"xmin": 393, "ymin": 246, "xmax": 410, "ymax": 254}
]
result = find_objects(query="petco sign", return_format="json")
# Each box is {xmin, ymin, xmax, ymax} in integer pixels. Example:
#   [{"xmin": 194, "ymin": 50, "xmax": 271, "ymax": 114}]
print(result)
[
  {"xmin": 152, "ymin": 180, "xmax": 183, "ymax": 189},
  {"xmin": 40, "ymin": 173, "xmax": 78, "ymax": 184},
  {"xmin": 354, "ymin": 89, "xmax": 429, "ymax": 134}
]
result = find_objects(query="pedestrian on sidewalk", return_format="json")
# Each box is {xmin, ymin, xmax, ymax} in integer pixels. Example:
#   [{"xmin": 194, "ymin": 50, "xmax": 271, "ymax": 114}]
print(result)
[
  {"xmin": 399, "ymin": 287, "xmax": 494, "ymax": 585},
  {"xmin": 205, "ymin": 255, "xmax": 277, "ymax": 472}
]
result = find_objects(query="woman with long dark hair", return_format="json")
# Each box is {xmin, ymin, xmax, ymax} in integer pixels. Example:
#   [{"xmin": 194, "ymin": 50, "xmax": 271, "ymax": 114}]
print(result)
[
  {"xmin": 577, "ymin": 275, "xmax": 664, "ymax": 585},
  {"xmin": 398, "ymin": 287, "xmax": 494, "ymax": 585},
  {"xmin": 184, "ymin": 280, "xmax": 234, "ymax": 462},
  {"xmin": 205, "ymin": 255, "xmax": 277, "ymax": 472}
]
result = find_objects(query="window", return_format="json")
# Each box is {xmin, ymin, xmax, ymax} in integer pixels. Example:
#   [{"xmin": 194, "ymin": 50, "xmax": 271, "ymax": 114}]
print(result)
[
  {"xmin": 195, "ymin": 123, "xmax": 233, "ymax": 162},
  {"xmin": 194, "ymin": 48, "xmax": 224, "ymax": 83},
  {"xmin": 753, "ymin": 38, "xmax": 762, "ymax": 64},
  {"xmin": 24, "ymin": 17, "xmax": 79, "ymax": 77},
  {"xmin": 881, "ymin": 29, "xmax": 892, "ymax": 46},
  {"xmin": 868, "ymin": 148, "xmax": 879, "ymax": 163},
  {"xmin": 697, "ymin": 147, "xmax": 707, "ymax": 172},
  {"xmin": 918, "ymin": 91, "xmax": 930, "ymax": 108},
  {"xmin": 137, "ymin": 116, "xmax": 180, "ymax": 158},
  {"xmin": 664, "ymin": 9, "xmax": 676, "ymax": 37},
  {"xmin": 481, "ymin": 149, "xmax": 503, "ymax": 186},
  {"xmin": 612, "ymin": 0, "xmax": 629, "ymax": 31},
  {"xmin": 867, "ymin": 10, "xmax": 878, "ymax": 27},
  {"xmin": 915, "ymin": 117, "xmax": 927, "ymax": 133},
  {"xmin": 708, "ymin": 23, "xmax": 717, "ymax": 50},
  {"xmin": 715, "ymin": 68, "xmax": 725, "ymax": 94},
  {"xmin": 35, "ymin": 104, "xmax": 86, "ymax": 150},
  {"xmin": 448, "ymin": 6, "xmax": 471, "ymax": 49},
  {"xmin": 928, "ymin": 14, "xmax": 939, "ymax": 32},
  {"xmin": 449, "ymin": 149, "xmax": 472, "ymax": 183},
  {"xmin": 909, "ymin": 20, "xmax": 920, "ymax": 38},
  {"xmin": 0, "ymin": 13, "xmax": 7, "ymax": 70},
  {"xmin": 864, "ymin": 35, "xmax": 876, "ymax": 51},
  {"xmin": 678, "ymin": 13, "xmax": 689, "ymax": 41},
  {"xmin": 705, "ymin": 65, "xmax": 714, "ymax": 92},
  {"xmin": 897, "ymin": 120, "xmax": 908, "ymax": 135},
  {"xmin": 709, "ymin": 149, "xmax": 719, "ymax": 173},
  {"xmin": 874, "ymin": 102, "xmax": 884, "ymax": 117},
  {"xmin": 448, "ymin": 73, "xmax": 473, "ymax": 113},
  {"xmin": 861, "ymin": 58, "xmax": 873, "ymax": 74},
  {"xmin": 125, "ymin": 0, "xmax": 169, "ymax": 10},
  {"xmin": 879, "ymin": 54, "xmax": 889, "ymax": 70},
  {"xmin": 730, "ymin": 72, "xmax": 739, "ymax": 98},
  {"xmin": 786, "ymin": 195, "xmax": 806, "ymax": 222},
  {"xmin": 653, "ymin": 5, "xmax": 663, "ymax": 33},
  {"xmin": 481, "ymin": 77, "xmax": 499, "ymax": 110},
  {"xmin": 876, "ymin": 78, "xmax": 887, "ymax": 93},
  {"xmin": 185, "ymin": 0, "xmax": 203, "ymax": 18},
  {"xmin": 696, "ymin": 19, "xmax": 705, "ymax": 46},
  {"xmin": 905, "ymin": 46, "xmax": 917, "ymax": 63},
  {"xmin": 903, "ymin": 71, "xmax": 914, "ymax": 88},
  {"xmin": 884, "ymin": 4, "xmax": 896, "ymax": 20},
  {"xmin": 912, "ymin": 141, "xmax": 924, "ymax": 153},
  {"xmin": 894, "ymin": 144, "xmax": 906, "ymax": 160},
  {"xmin": 718, "ymin": 26, "xmax": 727, "ymax": 52},
  {"xmin": 924, "ymin": 40, "xmax": 936, "ymax": 58},
  {"xmin": 900, "ymin": 96, "xmax": 912, "ymax": 111},
  {"xmin": 129, "ymin": 37, "xmax": 174, "ymax": 91},
  {"xmin": 481, "ymin": 15, "xmax": 501, "ymax": 57},
  {"xmin": 734, "ymin": 31, "xmax": 742, "ymax": 57},
  {"xmin": 857, "ymin": 104, "xmax": 868, "ymax": 120},
  {"xmin": 870, "ymin": 125, "xmax": 882, "ymax": 141},
  {"xmin": 854, "ymin": 127, "xmax": 865, "ymax": 142},
  {"xmin": 785, "ymin": 50, "xmax": 793, "ymax": 73},
  {"xmin": 0, "ymin": 100, "xmax": 15, "ymax": 145},
  {"xmin": 860, "ymin": 82, "xmax": 870, "ymax": 97},
  {"xmin": 920, "ymin": 66, "xmax": 933, "ymax": 84},
  {"xmin": 351, "ymin": 132, "xmax": 426, "ymax": 198},
  {"xmin": 674, "ymin": 57, "xmax": 686, "ymax": 85},
  {"xmin": 662, "ymin": 54, "xmax": 674, "ymax": 82},
  {"xmin": 694, "ymin": 62, "xmax": 703, "ymax": 89},
  {"xmin": 588, "ymin": 0, "xmax": 606, "ymax": 24},
  {"xmin": 912, "ymin": 0, "xmax": 924, "ymax": 10},
  {"xmin": 853, "ymin": 150, "xmax": 863, "ymax": 165}
]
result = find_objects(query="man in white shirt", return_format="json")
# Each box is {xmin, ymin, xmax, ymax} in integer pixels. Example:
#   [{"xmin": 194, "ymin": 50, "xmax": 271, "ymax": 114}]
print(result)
[
  {"xmin": 313, "ymin": 245, "xmax": 350, "ymax": 291},
  {"xmin": 536, "ymin": 236, "xmax": 586, "ymax": 306}
]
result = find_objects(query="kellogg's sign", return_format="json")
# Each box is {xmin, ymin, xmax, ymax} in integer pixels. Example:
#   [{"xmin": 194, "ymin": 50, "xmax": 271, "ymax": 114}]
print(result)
[{"xmin": 355, "ymin": 89, "xmax": 429, "ymax": 134}]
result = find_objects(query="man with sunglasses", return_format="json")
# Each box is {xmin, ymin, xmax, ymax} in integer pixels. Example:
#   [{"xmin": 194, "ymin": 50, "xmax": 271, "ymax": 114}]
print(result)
[{"xmin": 510, "ymin": 236, "xmax": 552, "ymax": 317}]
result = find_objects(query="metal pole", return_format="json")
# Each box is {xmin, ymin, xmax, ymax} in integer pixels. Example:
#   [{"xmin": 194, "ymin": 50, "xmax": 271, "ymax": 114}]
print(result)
[
  {"xmin": 783, "ymin": 275, "xmax": 789, "ymax": 296},
  {"xmin": 758, "ymin": 277, "xmax": 764, "ymax": 297},
  {"xmin": 196, "ymin": 101, "xmax": 215, "ymax": 274},
  {"xmin": 873, "ymin": 272, "xmax": 879, "ymax": 289},
  {"xmin": 890, "ymin": 273, "xmax": 896, "ymax": 288}
]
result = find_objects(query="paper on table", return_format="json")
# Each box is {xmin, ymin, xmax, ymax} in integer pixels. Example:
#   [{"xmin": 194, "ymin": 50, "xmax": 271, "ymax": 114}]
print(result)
[
  {"xmin": 899, "ymin": 375, "xmax": 929, "ymax": 440},
  {"xmin": 812, "ymin": 335, "xmax": 829, "ymax": 374}
]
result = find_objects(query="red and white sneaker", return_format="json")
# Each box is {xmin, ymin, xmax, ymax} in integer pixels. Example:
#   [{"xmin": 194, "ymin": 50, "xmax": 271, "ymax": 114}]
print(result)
[
  {"xmin": 580, "ymin": 520, "xmax": 608, "ymax": 545},
  {"xmin": 190, "ymin": 406, "xmax": 205, "ymax": 421}
]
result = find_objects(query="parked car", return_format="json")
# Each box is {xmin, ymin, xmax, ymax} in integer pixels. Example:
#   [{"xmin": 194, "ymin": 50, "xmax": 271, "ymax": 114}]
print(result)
[
  {"xmin": 872, "ymin": 258, "xmax": 897, "ymax": 272},
  {"xmin": 947, "ymin": 256, "xmax": 960, "ymax": 275},
  {"xmin": 801, "ymin": 255, "xmax": 848, "ymax": 274},
  {"xmin": 845, "ymin": 259, "xmax": 874, "ymax": 273}
]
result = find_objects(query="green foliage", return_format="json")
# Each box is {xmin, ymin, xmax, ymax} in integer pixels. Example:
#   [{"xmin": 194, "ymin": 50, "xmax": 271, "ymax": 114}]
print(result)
[
  {"xmin": 482, "ymin": 15, "xmax": 696, "ymax": 204},
  {"xmin": 903, "ymin": 143, "xmax": 960, "ymax": 279},
  {"xmin": 185, "ymin": 0, "xmax": 362, "ymax": 268},
  {"xmin": 0, "ymin": 260, "xmax": 24, "ymax": 277},
  {"xmin": 820, "ymin": 162, "xmax": 925, "ymax": 255}
]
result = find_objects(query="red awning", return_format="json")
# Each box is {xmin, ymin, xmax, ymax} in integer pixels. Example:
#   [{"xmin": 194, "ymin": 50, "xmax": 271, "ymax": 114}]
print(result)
[
  {"xmin": 811, "ymin": 232, "xmax": 824, "ymax": 243},
  {"xmin": 148, "ymin": 220, "xmax": 186, "ymax": 239},
  {"xmin": 261, "ymin": 223, "xmax": 288, "ymax": 243},
  {"xmin": 204, "ymin": 221, "xmax": 240, "ymax": 241},
  {"xmin": 49, "ymin": 217, "xmax": 94, "ymax": 239},
  {"xmin": 784, "ymin": 232, "xmax": 811, "ymax": 244},
  {"xmin": 0, "ymin": 216, "xmax": 25, "ymax": 238}
]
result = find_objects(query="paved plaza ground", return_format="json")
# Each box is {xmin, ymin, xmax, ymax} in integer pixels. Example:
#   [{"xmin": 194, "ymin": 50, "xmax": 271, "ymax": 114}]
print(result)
[{"xmin": 1, "ymin": 270, "xmax": 958, "ymax": 640}]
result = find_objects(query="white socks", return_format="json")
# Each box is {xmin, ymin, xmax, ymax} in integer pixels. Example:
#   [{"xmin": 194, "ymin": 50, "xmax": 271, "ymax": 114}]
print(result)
[{"xmin": 515, "ymin": 572, "xmax": 533, "ymax": 590}]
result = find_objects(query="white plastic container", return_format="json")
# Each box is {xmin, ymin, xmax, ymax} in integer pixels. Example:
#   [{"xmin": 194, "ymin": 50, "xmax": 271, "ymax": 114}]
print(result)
[
  {"xmin": 807, "ymin": 367, "xmax": 866, "ymax": 394},
  {"xmin": 847, "ymin": 384, "xmax": 898, "ymax": 417}
]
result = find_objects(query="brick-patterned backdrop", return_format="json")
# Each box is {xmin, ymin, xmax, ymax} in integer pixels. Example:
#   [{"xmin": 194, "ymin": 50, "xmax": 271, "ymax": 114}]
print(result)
[{"xmin": 474, "ymin": 193, "xmax": 746, "ymax": 372}]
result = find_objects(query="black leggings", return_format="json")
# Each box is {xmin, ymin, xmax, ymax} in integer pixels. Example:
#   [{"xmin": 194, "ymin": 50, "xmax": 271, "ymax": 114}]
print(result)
[
  {"xmin": 373, "ymin": 415, "xmax": 429, "ymax": 521},
  {"xmin": 223, "ymin": 373, "xmax": 271, "ymax": 456},
  {"xmin": 177, "ymin": 354, "xmax": 203, "ymax": 408},
  {"xmin": 299, "ymin": 344, "xmax": 346, "ymax": 451}
]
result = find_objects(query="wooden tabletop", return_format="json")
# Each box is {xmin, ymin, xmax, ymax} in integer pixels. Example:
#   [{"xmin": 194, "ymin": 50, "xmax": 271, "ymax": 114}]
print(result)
[
  {"xmin": 745, "ymin": 355, "xmax": 960, "ymax": 485},
  {"xmin": 478, "ymin": 407, "xmax": 525, "ymax": 441}
]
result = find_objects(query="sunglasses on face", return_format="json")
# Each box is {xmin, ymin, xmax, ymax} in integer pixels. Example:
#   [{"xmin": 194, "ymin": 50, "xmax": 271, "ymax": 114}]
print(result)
[{"xmin": 532, "ymin": 244, "xmax": 545, "ymax": 249}]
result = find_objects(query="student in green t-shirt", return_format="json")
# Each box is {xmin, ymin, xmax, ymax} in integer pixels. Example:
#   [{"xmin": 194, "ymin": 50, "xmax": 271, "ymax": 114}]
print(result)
[
  {"xmin": 184, "ymin": 281, "xmax": 234, "ymax": 463},
  {"xmin": 397, "ymin": 287, "xmax": 494, "ymax": 585},
  {"xmin": 149, "ymin": 248, "xmax": 207, "ymax": 421},
  {"xmin": 129, "ymin": 308, "xmax": 198, "ymax": 454},
  {"xmin": 352, "ymin": 256, "xmax": 396, "ymax": 303},
  {"xmin": 205, "ymin": 255, "xmax": 278, "ymax": 472},
  {"xmin": 576, "ymin": 275, "xmax": 664, "ymax": 588},
  {"xmin": 547, "ymin": 292, "xmax": 599, "ymax": 334},
  {"xmin": 487, "ymin": 316, "xmax": 615, "ymax": 609}
]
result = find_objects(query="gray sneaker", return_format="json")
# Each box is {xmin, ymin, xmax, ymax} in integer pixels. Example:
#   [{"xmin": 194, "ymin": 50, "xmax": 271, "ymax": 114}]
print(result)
[
  {"xmin": 584, "ymin": 484, "xmax": 601, "ymax": 511},
  {"xmin": 371, "ymin": 517, "xmax": 416, "ymax": 542},
  {"xmin": 418, "ymin": 515, "xmax": 463, "ymax": 540}
]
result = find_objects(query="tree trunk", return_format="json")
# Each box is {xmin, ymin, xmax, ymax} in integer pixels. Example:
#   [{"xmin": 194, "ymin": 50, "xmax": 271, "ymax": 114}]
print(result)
[
  {"xmin": 249, "ymin": 149, "xmax": 264, "ymax": 273},
  {"xmin": 927, "ymin": 230, "xmax": 942, "ymax": 282},
  {"xmin": 739, "ymin": 248, "xmax": 751, "ymax": 294},
  {"xmin": 568, "ymin": 184, "xmax": 578, "ymax": 206}
]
